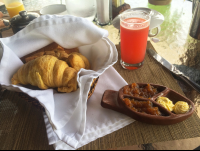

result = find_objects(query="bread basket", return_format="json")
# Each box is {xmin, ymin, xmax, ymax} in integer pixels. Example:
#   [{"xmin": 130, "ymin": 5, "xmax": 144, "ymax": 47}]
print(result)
[
  {"xmin": 17, "ymin": 42, "xmax": 99, "ymax": 111},
  {"xmin": 17, "ymin": 77, "xmax": 99, "ymax": 111}
]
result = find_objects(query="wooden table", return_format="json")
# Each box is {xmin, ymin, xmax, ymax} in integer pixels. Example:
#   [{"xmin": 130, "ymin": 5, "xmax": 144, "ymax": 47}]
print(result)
[{"xmin": 1, "ymin": 3, "xmax": 200, "ymax": 150}]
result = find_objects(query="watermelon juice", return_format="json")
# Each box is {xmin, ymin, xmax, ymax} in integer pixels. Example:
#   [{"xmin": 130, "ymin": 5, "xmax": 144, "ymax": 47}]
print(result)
[{"xmin": 120, "ymin": 15, "xmax": 150, "ymax": 70}]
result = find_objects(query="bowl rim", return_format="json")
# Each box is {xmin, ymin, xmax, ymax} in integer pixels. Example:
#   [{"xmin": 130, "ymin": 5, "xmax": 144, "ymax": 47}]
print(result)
[{"xmin": 40, "ymin": 4, "xmax": 67, "ymax": 15}]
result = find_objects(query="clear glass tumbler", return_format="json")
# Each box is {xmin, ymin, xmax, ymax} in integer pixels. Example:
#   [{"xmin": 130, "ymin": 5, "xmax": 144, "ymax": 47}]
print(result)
[
  {"xmin": 120, "ymin": 11, "xmax": 151, "ymax": 70},
  {"xmin": 65, "ymin": 0, "xmax": 96, "ymax": 22},
  {"xmin": 3, "ymin": 0, "xmax": 25, "ymax": 18}
]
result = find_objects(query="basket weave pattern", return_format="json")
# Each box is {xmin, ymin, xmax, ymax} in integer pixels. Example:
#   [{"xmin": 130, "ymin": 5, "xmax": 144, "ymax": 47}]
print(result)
[{"xmin": 17, "ymin": 77, "xmax": 99, "ymax": 111}]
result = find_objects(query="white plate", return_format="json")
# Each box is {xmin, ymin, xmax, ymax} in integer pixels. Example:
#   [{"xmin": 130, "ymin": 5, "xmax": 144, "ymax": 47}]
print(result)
[{"xmin": 112, "ymin": 7, "xmax": 164, "ymax": 30}]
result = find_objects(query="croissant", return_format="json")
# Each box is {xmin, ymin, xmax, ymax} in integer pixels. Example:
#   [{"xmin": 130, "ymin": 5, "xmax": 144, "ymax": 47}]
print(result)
[{"xmin": 11, "ymin": 55, "xmax": 78, "ymax": 93}]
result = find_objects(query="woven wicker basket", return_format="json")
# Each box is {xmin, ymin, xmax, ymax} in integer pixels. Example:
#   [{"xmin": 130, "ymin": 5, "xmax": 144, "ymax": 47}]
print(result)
[
  {"xmin": 17, "ymin": 77, "xmax": 99, "ymax": 111},
  {"xmin": 17, "ymin": 42, "xmax": 99, "ymax": 111}
]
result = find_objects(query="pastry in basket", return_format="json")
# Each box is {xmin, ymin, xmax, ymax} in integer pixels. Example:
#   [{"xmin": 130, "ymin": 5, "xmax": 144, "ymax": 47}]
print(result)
[
  {"xmin": 11, "ymin": 55, "xmax": 78, "ymax": 93},
  {"xmin": 25, "ymin": 46, "xmax": 69, "ymax": 63},
  {"xmin": 66, "ymin": 52, "xmax": 90, "ymax": 71}
]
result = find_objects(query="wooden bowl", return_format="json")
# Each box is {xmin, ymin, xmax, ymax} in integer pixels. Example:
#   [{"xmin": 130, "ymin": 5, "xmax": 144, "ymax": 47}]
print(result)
[{"xmin": 101, "ymin": 83, "xmax": 195, "ymax": 125}]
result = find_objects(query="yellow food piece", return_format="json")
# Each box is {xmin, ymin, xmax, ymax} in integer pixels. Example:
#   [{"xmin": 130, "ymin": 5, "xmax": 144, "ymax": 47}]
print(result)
[
  {"xmin": 156, "ymin": 97, "xmax": 174, "ymax": 112},
  {"xmin": 69, "ymin": 52, "xmax": 90, "ymax": 69},
  {"xmin": 67, "ymin": 53, "xmax": 90, "ymax": 71},
  {"xmin": 67, "ymin": 54, "xmax": 85, "ymax": 71},
  {"xmin": 173, "ymin": 101, "xmax": 190, "ymax": 114},
  {"xmin": 11, "ymin": 55, "xmax": 78, "ymax": 93}
]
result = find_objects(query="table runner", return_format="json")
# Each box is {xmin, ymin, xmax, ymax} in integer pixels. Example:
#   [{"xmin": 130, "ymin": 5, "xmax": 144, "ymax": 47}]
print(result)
[{"xmin": 0, "ymin": 42, "xmax": 200, "ymax": 150}]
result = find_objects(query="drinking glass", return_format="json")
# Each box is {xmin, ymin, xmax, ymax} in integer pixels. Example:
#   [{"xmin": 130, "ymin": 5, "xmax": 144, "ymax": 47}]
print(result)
[
  {"xmin": 3, "ymin": 0, "xmax": 25, "ymax": 18},
  {"xmin": 120, "ymin": 11, "xmax": 151, "ymax": 70}
]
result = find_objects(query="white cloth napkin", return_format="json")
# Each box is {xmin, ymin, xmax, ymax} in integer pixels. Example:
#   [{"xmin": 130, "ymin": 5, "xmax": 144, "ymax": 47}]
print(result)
[
  {"xmin": 0, "ymin": 15, "xmax": 134, "ymax": 149},
  {"xmin": 44, "ymin": 66, "xmax": 135, "ymax": 150}
]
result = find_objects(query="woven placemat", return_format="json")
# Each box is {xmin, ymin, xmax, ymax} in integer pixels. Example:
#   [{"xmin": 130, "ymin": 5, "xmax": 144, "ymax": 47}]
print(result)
[
  {"xmin": 0, "ymin": 89, "xmax": 54, "ymax": 150},
  {"xmin": 0, "ymin": 42, "xmax": 200, "ymax": 150},
  {"xmin": 78, "ymin": 42, "xmax": 200, "ymax": 150}
]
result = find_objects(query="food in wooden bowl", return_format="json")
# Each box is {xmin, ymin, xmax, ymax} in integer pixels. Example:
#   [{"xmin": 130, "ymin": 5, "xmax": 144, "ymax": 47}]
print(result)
[
  {"xmin": 156, "ymin": 97, "xmax": 191, "ymax": 114},
  {"xmin": 173, "ymin": 101, "xmax": 190, "ymax": 114},
  {"xmin": 101, "ymin": 83, "xmax": 195, "ymax": 125}
]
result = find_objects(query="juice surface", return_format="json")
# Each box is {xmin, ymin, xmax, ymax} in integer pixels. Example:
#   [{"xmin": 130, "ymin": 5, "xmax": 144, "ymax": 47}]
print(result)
[
  {"xmin": 120, "ymin": 18, "xmax": 149, "ymax": 65},
  {"xmin": 6, "ymin": 2, "xmax": 25, "ymax": 18}
]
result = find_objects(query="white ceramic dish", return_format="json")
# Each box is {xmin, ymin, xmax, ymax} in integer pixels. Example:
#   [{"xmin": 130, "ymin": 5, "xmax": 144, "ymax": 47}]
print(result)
[{"xmin": 40, "ymin": 4, "xmax": 68, "ymax": 15}]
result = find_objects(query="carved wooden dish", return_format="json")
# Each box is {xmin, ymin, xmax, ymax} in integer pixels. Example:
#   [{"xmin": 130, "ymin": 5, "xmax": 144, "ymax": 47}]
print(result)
[{"xmin": 101, "ymin": 83, "xmax": 195, "ymax": 125}]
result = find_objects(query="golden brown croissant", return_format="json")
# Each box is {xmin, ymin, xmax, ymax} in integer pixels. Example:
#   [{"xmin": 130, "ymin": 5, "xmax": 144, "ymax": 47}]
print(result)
[{"xmin": 11, "ymin": 55, "xmax": 78, "ymax": 93}]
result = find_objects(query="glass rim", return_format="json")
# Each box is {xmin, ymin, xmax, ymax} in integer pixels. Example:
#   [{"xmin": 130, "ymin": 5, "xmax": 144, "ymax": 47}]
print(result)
[{"xmin": 120, "ymin": 11, "xmax": 151, "ymax": 25}]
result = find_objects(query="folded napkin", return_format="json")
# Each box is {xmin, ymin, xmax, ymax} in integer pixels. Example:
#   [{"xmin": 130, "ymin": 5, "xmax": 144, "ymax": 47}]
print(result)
[
  {"xmin": 44, "ymin": 66, "xmax": 135, "ymax": 150},
  {"xmin": 0, "ymin": 15, "xmax": 134, "ymax": 149}
]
